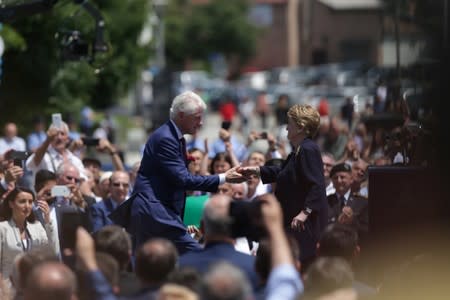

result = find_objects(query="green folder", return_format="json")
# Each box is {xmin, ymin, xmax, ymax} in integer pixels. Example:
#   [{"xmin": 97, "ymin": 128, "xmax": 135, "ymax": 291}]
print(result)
[{"xmin": 183, "ymin": 195, "xmax": 209, "ymax": 227}]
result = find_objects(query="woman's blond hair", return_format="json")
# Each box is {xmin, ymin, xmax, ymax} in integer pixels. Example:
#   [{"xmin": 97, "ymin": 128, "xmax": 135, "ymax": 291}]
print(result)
[{"xmin": 287, "ymin": 104, "xmax": 321, "ymax": 138}]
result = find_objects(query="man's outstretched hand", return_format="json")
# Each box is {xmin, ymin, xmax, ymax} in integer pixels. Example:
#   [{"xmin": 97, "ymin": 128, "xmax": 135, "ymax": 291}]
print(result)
[
  {"xmin": 237, "ymin": 166, "xmax": 260, "ymax": 179},
  {"xmin": 224, "ymin": 166, "xmax": 246, "ymax": 183}
]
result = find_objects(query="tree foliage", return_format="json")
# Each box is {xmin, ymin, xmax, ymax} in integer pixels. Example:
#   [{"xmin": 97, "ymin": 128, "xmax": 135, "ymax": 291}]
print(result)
[
  {"xmin": 0, "ymin": 0, "xmax": 151, "ymax": 126},
  {"xmin": 165, "ymin": 0, "xmax": 258, "ymax": 72}
]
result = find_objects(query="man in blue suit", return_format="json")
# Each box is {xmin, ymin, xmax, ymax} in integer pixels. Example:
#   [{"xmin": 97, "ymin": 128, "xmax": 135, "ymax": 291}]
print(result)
[
  {"xmin": 111, "ymin": 91, "xmax": 244, "ymax": 255},
  {"xmin": 178, "ymin": 194, "xmax": 259, "ymax": 290},
  {"xmin": 89, "ymin": 170, "xmax": 130, "ymax": 232}
]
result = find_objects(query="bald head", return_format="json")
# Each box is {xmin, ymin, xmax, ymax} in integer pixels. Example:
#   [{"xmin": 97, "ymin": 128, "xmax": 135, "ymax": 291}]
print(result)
[
  {"xmin": 135, "ymin": 238, "xmax": 178, "ymax": 285},
  {"xmin": 202, "ymin": 194, "xmax": 232, "ymax": 238},
  {"xmin": 203, "ymin": 194, "xmax": 231, "ymax": 220},
  {"xmin": 4, "ymin": 122, "xmax": 18, "ymax": 139},
  {"xmin": 24, "ymin": 262, "xmax": 77, "ymax": 300}
]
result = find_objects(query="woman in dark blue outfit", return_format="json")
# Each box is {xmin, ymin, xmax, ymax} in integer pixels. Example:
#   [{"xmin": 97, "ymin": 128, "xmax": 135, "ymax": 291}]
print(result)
[{"xmin": 239, "ymin": 104, "xmax": 327, "ymax": 265}]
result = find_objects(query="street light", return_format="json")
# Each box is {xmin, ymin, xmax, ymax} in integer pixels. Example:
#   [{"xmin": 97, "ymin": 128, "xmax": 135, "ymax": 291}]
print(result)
[{"xmin": 153, "ymin": 0, "xmax": 168, "ymax": 69}]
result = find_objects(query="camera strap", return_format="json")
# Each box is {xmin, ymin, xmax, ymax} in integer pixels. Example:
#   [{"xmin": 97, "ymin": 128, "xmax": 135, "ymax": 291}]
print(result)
[{"xmin": 47, "ymin": 150, "xmax": 57, "ymax": 173}]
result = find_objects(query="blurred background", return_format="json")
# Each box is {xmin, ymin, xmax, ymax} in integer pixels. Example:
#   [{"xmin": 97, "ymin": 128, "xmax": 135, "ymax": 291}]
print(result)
[{"xmin": 0, "ymin": 0, "xmax": 447, "ymax": 167}]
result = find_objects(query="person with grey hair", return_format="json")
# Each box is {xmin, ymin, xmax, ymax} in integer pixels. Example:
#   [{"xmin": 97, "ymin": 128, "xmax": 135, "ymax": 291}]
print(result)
[
  {"xmin": 26, "ymin": 121, "xmax": 86, "ymax": 183},
  {"xmin": 55, "ymin": 162, "xmax": 95, "ymax": 209},
  {"xmin": 178, "ymin": 194, "xmax": 258, "ymax": 290},
  {"xmin": 200, "ymin": 262, "xmax": 252, "ymax": 300},
  {"xmin": 111, "ymin": 91, "xmax": 245, "ymax": 256}
]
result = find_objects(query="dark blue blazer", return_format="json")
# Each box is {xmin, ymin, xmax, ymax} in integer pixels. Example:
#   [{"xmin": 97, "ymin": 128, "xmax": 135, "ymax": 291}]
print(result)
[
  {"xmin": 178, "ymin": 242, "xmax": 259, "ymax": 290},
  {"xmin": 89, "ymin": 198, "xmax": 115, "ymax": 233},
  {"xmin": 111, "ymin": 121, "xmax": 220, "ymax": 253},
  {"xmin": 259, "ymin": 138, "xmax": 328, "ymax": 261}
]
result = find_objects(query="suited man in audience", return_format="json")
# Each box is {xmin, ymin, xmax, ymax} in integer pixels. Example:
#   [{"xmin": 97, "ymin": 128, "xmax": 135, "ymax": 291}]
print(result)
[
  {"xmin": 89, "ymin": 171, "xmax": 130, "ymax": 232},
  {"xmin": 327, "ymin": 163, "xmax": 368, "ymax": 238}
]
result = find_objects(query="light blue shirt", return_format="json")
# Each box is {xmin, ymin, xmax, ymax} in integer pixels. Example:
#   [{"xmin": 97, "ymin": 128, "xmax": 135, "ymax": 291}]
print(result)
[
  {"xmin": 0, "ymin": 136, "xmax": 26, "ymax": 155},
  {"xmin": 266, "ymin": 264, "xmax": 303, "ymax": 300},
  {"xmin": 27, "ymin": 131, "xmax": 47, "ymax": 151},
  {"xmin": 209, "ymin": 136, "xmax": 247, "ymax": 162}
]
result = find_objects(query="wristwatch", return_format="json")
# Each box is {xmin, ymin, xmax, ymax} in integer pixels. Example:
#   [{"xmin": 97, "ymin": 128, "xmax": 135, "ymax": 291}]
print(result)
[{"xmin": 303, "ymin": 207, "xmax": 312, "ymax": 216}]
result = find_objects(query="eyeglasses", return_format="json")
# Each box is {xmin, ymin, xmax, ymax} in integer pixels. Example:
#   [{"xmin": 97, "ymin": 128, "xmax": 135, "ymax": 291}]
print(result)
[
  {"xmin": 112, "ymin": 182, "xmax": 129, "ymax": 188},
  {"xmin": 65, "ymin": 175, "xmax": 81, "ymax": 184}
]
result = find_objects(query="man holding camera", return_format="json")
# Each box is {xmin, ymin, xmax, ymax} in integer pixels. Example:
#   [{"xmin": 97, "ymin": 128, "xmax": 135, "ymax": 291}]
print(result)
[
  {"xmin": 26, "ymin": 121, "xmax": 86, "ymax": 183},
  {"xmin": 0, "ymin": 150, "xmax": 24, "ymax": 198}
]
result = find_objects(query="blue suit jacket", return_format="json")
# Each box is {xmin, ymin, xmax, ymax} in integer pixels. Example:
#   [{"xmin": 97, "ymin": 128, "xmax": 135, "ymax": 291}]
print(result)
[
  {"xmin": 178, "ymin": 242, "xmax": 259, "ymax": 290},
  {"xmin": 89, "ymin": 198, "xmax": 115, "ymax": 233},
  {"xmin": 111, "ymin": 120, "xmax": 220, "ymax": 253}
]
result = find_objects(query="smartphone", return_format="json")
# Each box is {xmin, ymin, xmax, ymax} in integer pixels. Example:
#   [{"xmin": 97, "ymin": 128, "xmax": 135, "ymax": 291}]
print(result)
[
  {"xmin": 52, "ymin": 113, "xmax": 63, "ymax": 129},
  {"xmin": 60, "ymin": 211, "xmax": 92, "ymax": 250},
  {"xmin": 51, "ymin": 185, "xmax": 71, "ymax": 197},
  {"xmin": 81, "ymin": 137, "xmax": 100, "ymax": 147}
]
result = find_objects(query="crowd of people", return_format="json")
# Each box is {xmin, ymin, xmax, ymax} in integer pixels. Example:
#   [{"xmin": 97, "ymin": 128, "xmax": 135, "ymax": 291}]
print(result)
[{"xmin": 0, "ymin": 89, "xmax": 445, "ymax": 300}]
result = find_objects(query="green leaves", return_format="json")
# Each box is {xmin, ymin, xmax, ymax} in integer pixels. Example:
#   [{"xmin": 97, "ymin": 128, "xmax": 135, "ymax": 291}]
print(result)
[
  {"xmin": 165, "ymin": 0, "xmax": 257, "ymax": 70},
  {"xmin": 0, "ymin": 0, "xmax": 150, "ymax": 125}
]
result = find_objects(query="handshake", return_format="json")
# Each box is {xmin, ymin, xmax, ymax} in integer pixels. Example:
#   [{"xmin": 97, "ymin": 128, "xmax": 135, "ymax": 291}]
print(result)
[{"xmin": 224, "ymin": 166, "xmax": 260, "ymax": 183}]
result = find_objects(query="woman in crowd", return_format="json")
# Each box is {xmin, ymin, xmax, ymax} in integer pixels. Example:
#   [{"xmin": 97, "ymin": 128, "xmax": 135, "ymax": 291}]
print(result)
[
  {"xmin": 0, "ymin": 187, "xmax": 57, "ymax": 283},
  {"xmin": 208, "ymin": 152, "xmax": 235, "ymax": 175},
  {"xmin": 239, "ymin": 104, "xmax": 328, "ymax": 266}
]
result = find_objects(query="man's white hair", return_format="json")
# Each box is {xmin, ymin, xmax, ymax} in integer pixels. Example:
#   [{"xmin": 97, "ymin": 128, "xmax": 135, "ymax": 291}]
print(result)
[
  {"xmin": 169, "ymin": 91, "xmax": 206, "ymax": 119},
  {"xmin": 48, "ymin": 121, "xmax": 69, "ymax": 133}
]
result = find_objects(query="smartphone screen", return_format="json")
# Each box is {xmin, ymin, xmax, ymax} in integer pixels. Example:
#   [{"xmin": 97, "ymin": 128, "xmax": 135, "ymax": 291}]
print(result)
[
  {"xmin": 52, "ymin": 113, "xmax": 63, "ymax": 129},
  {"xmin": 51, "ymin": 185, "xmax": 71, "ymax": 197}
]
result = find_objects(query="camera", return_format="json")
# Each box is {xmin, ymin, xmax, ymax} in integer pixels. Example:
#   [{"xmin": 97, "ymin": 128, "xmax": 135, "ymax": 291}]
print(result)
[
  {"xmin": 229, "ymin": 199, "xmax": 266, "ymax": 241},
  {"xmin": 60, "ymin": 31, "xmax": 90, "ymax": 61},
  {"xmin": 81, "ymin": 137, "xmax": 100, "ymax": 147},
  {"xmin": 5, "ymin": 150, "xmax": 30, "ymax": 167},
  {"xmin": 259, "ymin": 132, "xmax": 268, "ymax": 139}
]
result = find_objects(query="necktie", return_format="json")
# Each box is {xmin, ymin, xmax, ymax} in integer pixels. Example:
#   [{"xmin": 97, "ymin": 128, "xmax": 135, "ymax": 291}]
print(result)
[
  {"xmin": 180, "ymin": 137, "xmax": 187, "ymax": 160},
  {"xmin": 340, "ymin": 195, "xmax": 347, "ymax": 206}
]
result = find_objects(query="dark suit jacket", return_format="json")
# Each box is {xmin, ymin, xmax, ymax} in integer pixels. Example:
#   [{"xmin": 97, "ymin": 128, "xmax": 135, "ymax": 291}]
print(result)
[
  {"xmin": 89, "ymin": 198, "xmax": 115, "ymax": 233},
  {"xmin": 327, "ymin": 192, "xmax": 369, "ymax": 235},
  {"xmin": 178, "ymin": 242, "xmax": 259, "ymax": 290},
  {"xmin": 84, "ymin": 195, "xmax": 96, "ymax": 207},
  {"xmin": 111, "ymin": 120, "xmax": 220, "ymax": 253},
  {"xmin": 259, "ymin": 138, "xmax": 328, "ymax": 261},
  {"xmin": 118, "ymin": 271, "xmax": 143, "ymax": 298}
]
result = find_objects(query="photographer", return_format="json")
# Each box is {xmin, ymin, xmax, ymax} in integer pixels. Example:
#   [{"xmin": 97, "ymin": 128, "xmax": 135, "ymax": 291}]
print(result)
[
  {"xmin": 26, "ymin": 122, "xmax": 86, "ymax": 183},
  {"xmin": 55, "ymin": 162, "xmax": 95, "ymax": 210},
  {"xmin": 208, "ymin": 128, "xmax": 247, "ymax": 163},
  {"xmin": 0, "ymin": 150, "xmax": 25, "ymax": 199}
]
